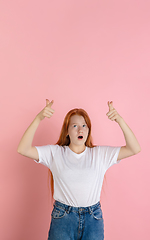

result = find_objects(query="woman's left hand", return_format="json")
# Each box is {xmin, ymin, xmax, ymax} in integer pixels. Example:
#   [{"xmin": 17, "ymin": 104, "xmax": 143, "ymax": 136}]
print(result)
[{"xmin": 106, "ymin": 101, "xmax": 122, "ymax": 123}]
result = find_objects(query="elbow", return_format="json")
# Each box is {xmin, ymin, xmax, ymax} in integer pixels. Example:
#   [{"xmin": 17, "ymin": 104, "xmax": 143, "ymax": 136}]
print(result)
[
  {"xmin": 138, "ymin": 145, "xmax": 141, "ymax": 153},
  {"xmin": 138, "ymin": 146, "xmax": 141, "ymax": 154},
  {"xmin": 17, "ymin": 147, "xmax": 21, "ymax": 154},
  {"xmin": 134, "ymin": 146, "xmax": 141, "ymax": 155},
  {"xmin": 137, "ymin": 143, "xmax": 141, "ymax": 154},
  {"xmin": 17, "ymin": 146, "xmax": 24, "ymax": 155},
  {"xmin": 127, "ymin": 145, "xmax": 141, "ymax": 156}
]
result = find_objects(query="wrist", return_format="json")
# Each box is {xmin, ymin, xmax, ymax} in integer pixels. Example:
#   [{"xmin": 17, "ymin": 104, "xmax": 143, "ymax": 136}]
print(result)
[
  {"xmin": 116, "ymin": 115, "xmax": 124, "ymax": 125},
  {"xmin": 35, "ymin": 114, "xmax": 43, "ymax": 123}
]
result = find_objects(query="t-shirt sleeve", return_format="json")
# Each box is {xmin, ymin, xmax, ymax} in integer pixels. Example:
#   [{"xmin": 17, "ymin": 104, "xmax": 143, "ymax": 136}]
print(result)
[
  {"xmin": 34, "ymin": 145, "xmax": 58, "ymax": 170},
  {"xmin": 98, "ymin": 146, "xmax": 121, "ymax": 171}
]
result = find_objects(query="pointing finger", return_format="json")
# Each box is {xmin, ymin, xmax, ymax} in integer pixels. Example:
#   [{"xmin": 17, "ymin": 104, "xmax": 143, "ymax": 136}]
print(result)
[
  {"xmin": 46, "ymin": 99, "xmax": 54, "ymax": 108},
  {"xmin": 48, "ymin": 100, "xmax": 54, "ymax": 108}
]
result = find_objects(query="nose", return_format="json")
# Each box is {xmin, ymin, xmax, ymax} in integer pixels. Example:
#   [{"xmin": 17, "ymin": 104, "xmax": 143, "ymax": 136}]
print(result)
[{"xmin": 78, "ymin": 126, "xmax": 83, "ymax": 133}]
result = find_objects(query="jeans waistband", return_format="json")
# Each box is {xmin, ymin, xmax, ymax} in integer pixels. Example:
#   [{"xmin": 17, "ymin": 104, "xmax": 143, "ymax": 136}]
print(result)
[{"xmin": 54, "ymin": 200, "xmax": 101, "ymax": 214}]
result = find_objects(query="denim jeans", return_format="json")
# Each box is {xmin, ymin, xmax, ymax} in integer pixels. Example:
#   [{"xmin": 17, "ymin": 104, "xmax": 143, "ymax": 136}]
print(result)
[{"xmin": 48, "ymin": 200, "xmax": 104, "ymax": 240}]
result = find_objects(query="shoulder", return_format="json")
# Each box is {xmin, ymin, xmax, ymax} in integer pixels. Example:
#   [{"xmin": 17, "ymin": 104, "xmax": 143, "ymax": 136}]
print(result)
[
  {"xmin": 86, "ymin": 146, "xmax": 101, "ymax": 155},
  {"xmin": 49, "ymin": 144, "xmax": 66, "ymax": 153},
  {"xmin": 87, "ymin": 146, "xmax": 102, "ymax": 152},
  {"xmin": 87, "ymin": 146, "xmax": 119, "ymax": 155},
  {"xmin": 35, "ymin": 144, "xmax": 65, "ymax": 155}
]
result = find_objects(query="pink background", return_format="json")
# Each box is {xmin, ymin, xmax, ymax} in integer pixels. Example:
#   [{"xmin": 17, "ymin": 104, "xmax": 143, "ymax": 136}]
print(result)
[{"xmin": 0, "ymin": 1, "xmax": 150, "ymax": 239}]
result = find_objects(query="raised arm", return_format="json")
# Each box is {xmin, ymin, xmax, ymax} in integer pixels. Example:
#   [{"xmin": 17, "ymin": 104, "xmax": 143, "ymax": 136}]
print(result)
[
  {"xmin": 17, "ymin": 99, "xmax": 54, "ymax": 161},
  {"xmin": 106, "ymin": 101, "xmax": 141, "ymax": 161}
]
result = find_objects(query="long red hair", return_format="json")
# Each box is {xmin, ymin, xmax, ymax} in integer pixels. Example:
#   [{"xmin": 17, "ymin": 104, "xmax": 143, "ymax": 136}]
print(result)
[
  {"xmin": 48, "ymin": 108, "xmax": 95, "ymax": 197},
  {"xmin": 57, "ymin": 108, "xmax": 94, "ymax": 147}
]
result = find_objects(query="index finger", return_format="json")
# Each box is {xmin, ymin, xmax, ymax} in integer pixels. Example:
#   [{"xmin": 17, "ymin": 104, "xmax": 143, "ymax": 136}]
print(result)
[{"xmin": 48, "ymin": 100, "xmax": 54, "ymax": 108}]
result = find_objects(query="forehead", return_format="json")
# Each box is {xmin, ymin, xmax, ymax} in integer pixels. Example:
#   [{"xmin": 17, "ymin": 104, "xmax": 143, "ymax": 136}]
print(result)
[{"xmin": 69, "ymin": 115, "xmax": 86, "ymax": 124}]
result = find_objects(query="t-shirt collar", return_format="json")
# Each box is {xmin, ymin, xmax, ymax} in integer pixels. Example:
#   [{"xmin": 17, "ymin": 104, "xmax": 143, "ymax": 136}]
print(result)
[{"xmin": 67, "ymin": 146, "xmax": 87, "ymax": 158}]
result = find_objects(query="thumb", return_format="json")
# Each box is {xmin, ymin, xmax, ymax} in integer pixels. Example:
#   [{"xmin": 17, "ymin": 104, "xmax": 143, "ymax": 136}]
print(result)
[{"xmin": 108, "ymin": 101, "xmax": 114, "ymax": 111}]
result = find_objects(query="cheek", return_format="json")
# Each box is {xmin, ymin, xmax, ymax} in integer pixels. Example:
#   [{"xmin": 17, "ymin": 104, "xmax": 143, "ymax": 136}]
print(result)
[
  {"xmin": 68, "ymin": 128, "xmax": 76, "ymax": 137},
  {"xmin": 85, "ymin": 128, "xmax": 89, "ymax": 136}
]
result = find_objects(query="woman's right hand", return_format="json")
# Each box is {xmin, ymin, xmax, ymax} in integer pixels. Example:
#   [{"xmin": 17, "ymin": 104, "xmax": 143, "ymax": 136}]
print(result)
[
  {"xmin": 37, "ymin": 99, "xmax": 55, "ymax": 121},
  {"xmin": 17, "ymin": 99, "xmax": 54, "ymax": 160}
]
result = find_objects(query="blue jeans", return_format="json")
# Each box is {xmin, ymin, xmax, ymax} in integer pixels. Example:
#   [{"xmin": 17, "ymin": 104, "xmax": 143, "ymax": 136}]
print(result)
[{"xmin": 48, "ymin": 200, "xmax": 104, "ymax": 240}]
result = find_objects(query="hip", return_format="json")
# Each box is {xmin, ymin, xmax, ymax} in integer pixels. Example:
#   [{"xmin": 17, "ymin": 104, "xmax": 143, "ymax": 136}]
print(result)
[{"xmin": 48, "ymin": 200, "xmax": 104, "ymax": 240}]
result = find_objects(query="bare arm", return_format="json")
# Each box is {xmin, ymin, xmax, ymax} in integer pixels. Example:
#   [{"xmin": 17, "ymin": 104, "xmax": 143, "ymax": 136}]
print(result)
[
  {"xmin": 106, "ymin": 101, "xmax": 141, "ymax": 161},
  {"xmin": 17, "ymin": 99, "xmax": 54, "ymax": 161}
]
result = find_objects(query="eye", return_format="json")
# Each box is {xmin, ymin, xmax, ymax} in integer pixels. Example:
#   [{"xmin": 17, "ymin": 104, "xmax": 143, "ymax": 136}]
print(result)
[
  {"xmin": 73, "ymin": 125, "xmax": 77, "ymax": 127},
  {"xmin": 83, "ymin": 124, "xmax": 86, "ymax": 127}
]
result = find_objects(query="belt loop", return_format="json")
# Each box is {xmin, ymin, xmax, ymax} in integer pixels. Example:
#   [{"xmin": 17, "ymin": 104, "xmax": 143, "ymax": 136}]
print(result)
[
  {"xmin": 66, "ymin": 206, "xmax": 71, "ymax": 214},
  {"xmin": 88, "ymin": 206, "xmax": 92, "ymax": 215}
]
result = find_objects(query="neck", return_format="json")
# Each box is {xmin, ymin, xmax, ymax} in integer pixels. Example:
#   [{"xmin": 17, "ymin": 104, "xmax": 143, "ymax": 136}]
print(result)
[{"xmin": 69, "ymin": 144, "xmax": 86, "ymax": 154}]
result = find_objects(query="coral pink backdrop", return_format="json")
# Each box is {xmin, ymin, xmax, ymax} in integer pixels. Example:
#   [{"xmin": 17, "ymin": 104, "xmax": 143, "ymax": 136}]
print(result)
[{"xmin": 0, "ymin": 1, "xmax": 149, "ymax": 240}]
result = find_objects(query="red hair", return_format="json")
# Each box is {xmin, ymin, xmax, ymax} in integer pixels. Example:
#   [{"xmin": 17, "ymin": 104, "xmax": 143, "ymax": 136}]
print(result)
[
  {"xmin": 56, "ymin": 108, "xmax": 94, "ymax": 147},
  {"xmin": 48, "ymin": 108, "xmax": 95, "ymax": 197}
]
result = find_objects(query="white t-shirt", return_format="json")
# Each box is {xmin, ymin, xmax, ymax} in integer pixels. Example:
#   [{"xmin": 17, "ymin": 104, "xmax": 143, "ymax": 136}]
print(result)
[{"xmin": 35, "ymin": 145, "xmax": 121, "ymax": 207}]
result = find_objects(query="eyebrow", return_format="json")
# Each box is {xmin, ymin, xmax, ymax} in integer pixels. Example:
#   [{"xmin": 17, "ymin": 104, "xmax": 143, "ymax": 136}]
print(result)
[{"xmin": 71, "ymin": 122, "xmax": 86, "ymax": 125}]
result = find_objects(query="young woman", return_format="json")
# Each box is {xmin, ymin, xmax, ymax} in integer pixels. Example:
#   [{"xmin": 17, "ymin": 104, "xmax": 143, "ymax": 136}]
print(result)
[{"xmin": 17, "ymin": 99, "xmax": 141, "ymax": 240}]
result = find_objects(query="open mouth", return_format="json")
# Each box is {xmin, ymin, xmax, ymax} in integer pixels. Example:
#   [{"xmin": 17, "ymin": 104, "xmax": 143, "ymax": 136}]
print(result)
[{"xmin": 78, "ymin": 136, "xmax": 83, "ymax": 139}]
